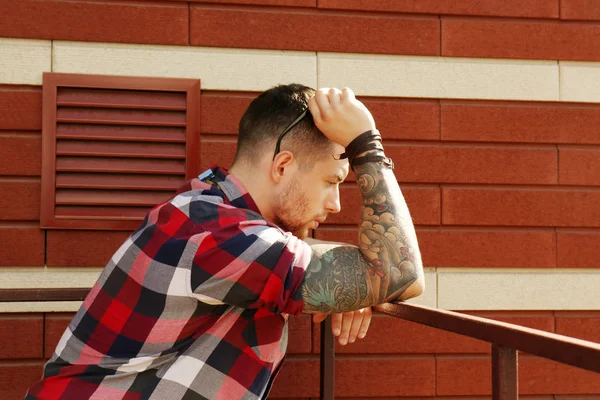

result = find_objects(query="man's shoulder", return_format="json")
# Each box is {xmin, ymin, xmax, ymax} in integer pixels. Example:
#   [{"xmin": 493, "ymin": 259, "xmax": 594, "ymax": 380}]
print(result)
[{"xmin": 170, "ymin": 187, "xmax": 261, "ymax": 222}]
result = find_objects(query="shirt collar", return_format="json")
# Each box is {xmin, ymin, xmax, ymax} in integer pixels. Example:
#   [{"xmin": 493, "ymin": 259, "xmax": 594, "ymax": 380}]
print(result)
[{"xmin": 197, "ymin": 165, "xmax": 262, "ymax": 215}]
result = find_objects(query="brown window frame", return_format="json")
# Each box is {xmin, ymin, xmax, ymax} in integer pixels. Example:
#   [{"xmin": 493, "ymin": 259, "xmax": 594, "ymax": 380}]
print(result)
[{"xmin": 41, "ymin": 72, "xmax": 200, "ymax": 230}]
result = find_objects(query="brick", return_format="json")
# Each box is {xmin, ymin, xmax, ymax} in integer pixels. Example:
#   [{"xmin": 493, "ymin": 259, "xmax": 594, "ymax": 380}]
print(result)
[
  {"xmin": 0, "ymin": 362, "xmax": 44, "ymax": 399},
  {"xmin": 0, "ymin": 1, "xmax": 188, "ymax": 45},
  {"xmin": 199, "ymin": 95, "xmax": 439, "ymax": 145},
  {"xmin": 272, "ymin": 356, "xmax": 434, "ymax": 398},
  {"xmin": 442, "ymin": 100, "xmax": 600, "ymax": 145},
  {"xmin": 0, "ymin": 86, "xmax": 42, "ymax": 130},
  {"xmin": 319, "ymin": 52, "xmax": 559, "ymax": 102},
  {"xmin": 53, "ymin": 41, "xmax": 318, "ymax": 92},
  {"xmin": 360, "ymin": 98, "xmax": 440, "ymax": 141},
  {"xmin": 199, "ymin": 93, "xmax": 439, "ymax": 140},
  {"xmin": 313, "ymin": 312, "xmax": 553, "ymax": 354},
  {"xmin": 443, "ymin": 18, "xmax": 600, "ymax": 61},
  {"xmin": 557, "ymin": 231, "xmax": 600, "ymax": 268},
  {"xmin": 0, "ymin": 225, "xmax": 44, "ymax": 266},
  {"xmin": 0, "ymin": 314, "xmax": 43, "ymax": 359},
  {"xmin": 442, "ymin": 187, "xmax": 600, "ymax": 227},
  {"xmin": 439, "ymin": 268, "xmax": 600, "ymax": 310},
  {"xmin": 0, "ymin": 180, "xmax": 40, "ymax": 220},
  {"xmin": 329, "ymin": 398, "xmax": 556, "ymax": 400},
  {"xmin": 45, "ymin": 313, "xmax": 74, "ymax": 358},
  {"xmin": 336, "ymin": 357, "xmax": 435, "ymax": 397},
  {"xmin": 437, "ymin": 356, "xmax": 490, "ymax": 396},
  {"xmin": 0, "ymin": 38, "xmax": 50, "ymax": 86},
  {"xmin": 559, "ymin": 147, "xmax": 600, "ymax": 185},
  {"xmin": 438, "ymin": 356, "xmax": 600, "ymax": 396},
  {"xmin": 317, "ymin": 227, "xmax": 556, "ymax": 268},
  {"xmin": 201, "ymin": 92, "xmax": 255, "ymax": 135},
  {"xmin": 287, "ymin": 315, "xmax": 311, "ymax": 354},
  {"xmin": 327, "ymin": 185, "xmax": 440, "ymax": 226},
  {"xmin": 418, "ymin": 229, "xmax": 556, "ymax": 268},
  {"xmin": 521, "ymin": 357, "xmax": 600, "ymax": 394},
  {"xmin": 406, "ymin": 186, "xmax": 443, "ymax": 226},
  {"xmin": 385, "ymin": 144, "xmax": 557, "ymax": 185},
  {"xmin": 555, "ymin": 311, "xmax": 600, "ymax": 343},
  {"xmin": 561, "ymin": 62, "xmax": 600, "ymax": 103},
  {"xmin": 314, "ymin": 227, "xmax": 358, "ymax": 245},
  {"xmin": 467, "ymin": 311, "xmax": 555, "ymax": 333},
  {"xmin": 0, "ymin": 136, "xmax": 41, "ymax": 176},
  {"xmin": 561, "ymin": 0, "xmax": 600, "ymax": 20},
  {"xmin": 345, "ymin": 144, "xmax": 557, "ymax": 185},
  {"xmin": 191, "ymin": 6, "xmax": 439, "ymax": 56},
  {"xmin": 319, "ymin": 0, "xmax": 558, "ymax": 18},
  {"xmin": 46, "ymin": 230, "xmax": 130, "ymax": 267},
  {"xmin": 190, "ymin": 0, "xmax": 315, "ymax": 6},
  {"xmin": 199, "ymin": 138, "xmax": 237, "ymax": 171},
  {"xmin": 269, "ymin": 359, "xmax": 319, "ymax": 398}
]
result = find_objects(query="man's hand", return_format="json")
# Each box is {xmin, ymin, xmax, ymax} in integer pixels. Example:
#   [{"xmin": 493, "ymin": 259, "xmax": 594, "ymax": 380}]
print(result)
[
  {"xmin": 308, "ymin": 87, "xmax": 376, "ymax": 147},
  {"xmin": 312, "ymin": 307, "xmax": 372, "ymax": 345}
]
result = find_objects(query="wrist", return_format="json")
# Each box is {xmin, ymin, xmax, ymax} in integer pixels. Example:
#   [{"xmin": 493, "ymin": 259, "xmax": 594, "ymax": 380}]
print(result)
[
  {"xmin": 341, "ymin": 129, "xmax": 381, "ymax": 161},
  {"xmin": 340, "ymin": 130, "xmax": 394, "ymax": 171},
  {"xmin": 344, "ymin": 126, "xmax": 377, "ymax": 147}
]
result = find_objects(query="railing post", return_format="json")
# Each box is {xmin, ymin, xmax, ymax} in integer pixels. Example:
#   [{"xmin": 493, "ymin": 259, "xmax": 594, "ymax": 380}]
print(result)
[
  {"xmin": 492, "ymin": 344, "xmax": 518, "ymax": 400},
  {"xmin": 320, "ymin": 316, "xmax": 335, "ymax": 400}
]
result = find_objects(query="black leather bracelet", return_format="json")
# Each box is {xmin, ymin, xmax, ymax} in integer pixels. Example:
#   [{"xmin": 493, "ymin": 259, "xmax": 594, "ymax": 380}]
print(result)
[
  {"xmin": 351, "ymin": 153, "xmax": 394, "ymax": 171},
  {"xmin": 354, "ymin": 141, "xmax": 383, "ymax": 155},
  {"xmin": 339, "ymin": 129, "xmax": 381, "ymax": 163}
]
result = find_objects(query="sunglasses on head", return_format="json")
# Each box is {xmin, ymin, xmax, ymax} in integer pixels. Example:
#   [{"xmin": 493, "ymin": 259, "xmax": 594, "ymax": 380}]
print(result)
[{"xmin": 272, "ymin": 107, "xmax": 308, "ymax": 160}]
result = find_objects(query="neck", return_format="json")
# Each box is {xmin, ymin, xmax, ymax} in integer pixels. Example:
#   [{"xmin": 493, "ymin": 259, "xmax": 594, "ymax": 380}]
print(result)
[{"xmin": 228, "ymin": 161, "xmax": 275, "ymax": 222}]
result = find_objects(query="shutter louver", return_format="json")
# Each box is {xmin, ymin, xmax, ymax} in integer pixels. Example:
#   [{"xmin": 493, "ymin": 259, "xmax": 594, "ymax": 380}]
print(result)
[{"xmin": 41, "ymin": 73, "xmax": 200, "ymax": 230}]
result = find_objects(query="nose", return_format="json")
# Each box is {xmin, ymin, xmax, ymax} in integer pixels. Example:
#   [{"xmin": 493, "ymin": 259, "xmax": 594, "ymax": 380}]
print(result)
[{"xmin": 325, "ymin": 187, "xmax": 342, "ymax": 214}]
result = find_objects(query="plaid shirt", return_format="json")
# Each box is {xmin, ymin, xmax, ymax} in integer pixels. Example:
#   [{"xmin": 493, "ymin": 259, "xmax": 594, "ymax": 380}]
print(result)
[{"xmin": 27, "ymin": 167, "xmax": 312, "ymax": 400}]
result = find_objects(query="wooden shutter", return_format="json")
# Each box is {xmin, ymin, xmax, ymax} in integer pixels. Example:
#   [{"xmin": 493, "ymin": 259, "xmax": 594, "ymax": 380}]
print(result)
[{"xmin": 41, "ymin": 73, "xmax": 200, "ymax": 230}]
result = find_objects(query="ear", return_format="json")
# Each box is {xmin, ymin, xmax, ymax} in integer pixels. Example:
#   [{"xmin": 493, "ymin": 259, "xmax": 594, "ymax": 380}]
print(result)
[{"xmin": 270, "ymin": 151, "xmax": 296, "ymax": 184}]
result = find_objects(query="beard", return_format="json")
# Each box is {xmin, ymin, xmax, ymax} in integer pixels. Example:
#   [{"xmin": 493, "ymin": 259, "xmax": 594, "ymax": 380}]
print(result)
[{"xmin": 272, "ymin": 175, "xmax": 313, "ymax": 239}]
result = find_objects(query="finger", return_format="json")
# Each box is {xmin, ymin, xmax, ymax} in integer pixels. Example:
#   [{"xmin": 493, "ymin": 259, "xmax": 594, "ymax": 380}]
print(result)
[
  {"xmin": 314, "ymin": 88, "xmax": 331, "ymax": 106},
  {"xmin": 358, "ymin": 307, "xmax": 373, "ymax": 339},
  {"xmin": 307, "ymin": 96, "xmax": 321, "ymax": 123},
  {"xmin": 348, "ymin": 309, "xmax": 365, "ymax": 344},
  {"xmin": 330, "ymin": 313, "xmax": 342, "ymax": 337},
  {"xmin": 314, "ymin": 89, "xmax": 333, "ymax": 121},
  {"xmin": 312, "ymin": 313, "xmax": 328, "ymax": 324},
  {"xmin": 328, "ymin": 88, "xmax": 342, "ymax": 109},
  {"xmin": 339, "ymin": 311, "xmax": 354, "ymax": 346},
  {"xmin": 340, "ymin": 87, "xmax": 355, "ymax": 103}
]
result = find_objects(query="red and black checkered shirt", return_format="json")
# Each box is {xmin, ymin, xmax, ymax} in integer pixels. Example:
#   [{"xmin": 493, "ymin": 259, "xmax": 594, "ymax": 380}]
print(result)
[{"xmin": 27, "ymin": 167, "xmax": 312, "ymax": 400}]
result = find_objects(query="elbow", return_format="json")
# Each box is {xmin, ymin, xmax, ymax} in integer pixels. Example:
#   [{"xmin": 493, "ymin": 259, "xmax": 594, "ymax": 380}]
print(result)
[
  {"xmin": 407, "ymin": 253, "xmax": 425, "ymax": 297},
  {"xmin": 398, "ymin": 273, "xmax": 425, "ymax": 301},
  {"xmin": 410, "ymin": 275, "xmax": 425, "ymax": 297}
]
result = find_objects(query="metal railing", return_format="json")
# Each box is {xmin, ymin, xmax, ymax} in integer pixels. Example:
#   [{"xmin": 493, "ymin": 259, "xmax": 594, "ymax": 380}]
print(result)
[{"xmin": 319, "ymin": 302, "xmax": 600, "ymax": 400}]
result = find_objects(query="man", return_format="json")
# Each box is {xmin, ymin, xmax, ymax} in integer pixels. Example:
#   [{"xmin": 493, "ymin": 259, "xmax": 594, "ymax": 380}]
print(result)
[{"xmin": 27, "ymin": 85, "xmax": 424, "ymax": 399}]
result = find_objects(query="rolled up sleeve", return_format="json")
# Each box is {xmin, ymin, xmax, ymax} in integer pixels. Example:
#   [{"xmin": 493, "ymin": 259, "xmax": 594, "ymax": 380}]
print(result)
[{"xmin": 190, "ymin": 217, "xmax": 312, "ymax": 315}]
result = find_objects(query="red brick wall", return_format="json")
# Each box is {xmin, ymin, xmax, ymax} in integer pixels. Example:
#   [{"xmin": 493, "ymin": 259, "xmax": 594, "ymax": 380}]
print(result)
[
  {"xmin": 1, "ymin": 1, "xmax": 600, "ymax": 61},
  {"xmin": 1, "ymin": 0, "xmax": 600, "ymax": 398}
]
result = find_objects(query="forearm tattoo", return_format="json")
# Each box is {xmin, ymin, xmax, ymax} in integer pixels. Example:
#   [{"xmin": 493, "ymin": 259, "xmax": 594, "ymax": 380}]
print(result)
[{"xmin": 302, "ymin": 161, "xmax": 421, "ymax": 313}]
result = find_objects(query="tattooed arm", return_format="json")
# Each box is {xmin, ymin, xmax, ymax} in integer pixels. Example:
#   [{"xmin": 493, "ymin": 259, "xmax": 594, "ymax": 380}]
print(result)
[
  {"xmin": 302, "ymin": 161, "xmax": 424, "ymax": 313},
  {"xmin": 301, "ymin": 87, "xmax": 424, "ymax": 313}
]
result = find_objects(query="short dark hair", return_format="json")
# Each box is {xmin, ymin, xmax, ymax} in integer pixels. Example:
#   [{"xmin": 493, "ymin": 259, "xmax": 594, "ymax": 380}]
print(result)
[{"xmin": 232, "ymin": 84, "xmax": 332, "ymax": 168}]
